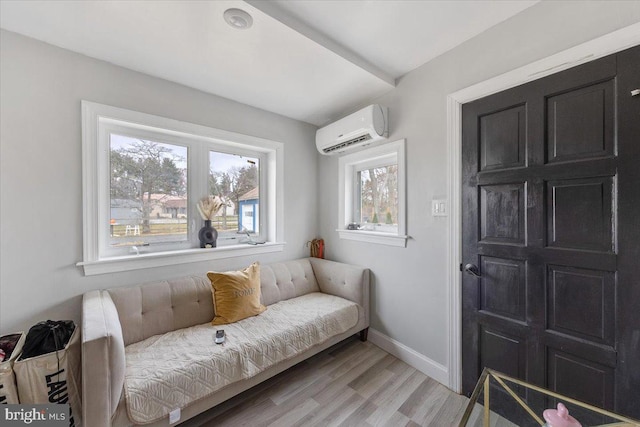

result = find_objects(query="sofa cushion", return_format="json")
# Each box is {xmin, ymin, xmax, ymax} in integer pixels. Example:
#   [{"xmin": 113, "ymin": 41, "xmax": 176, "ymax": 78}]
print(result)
[
  {"xmin": 260, "ymin": 259, "xmax": 320, "ymax": 305},
  {"xmin": 207, "ymin": 262, "xmax": 266, "ymax": 325},
  {"xmin": 109, "ymin": 276, "xmax": 214, "ymax": 346},
  {"xmin": 123, "ymin": 292, "xmax": 358, "ymax": 424}
]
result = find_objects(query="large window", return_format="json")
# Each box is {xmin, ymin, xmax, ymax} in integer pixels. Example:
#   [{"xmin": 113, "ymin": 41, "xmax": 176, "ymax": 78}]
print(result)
[
  {"xmin": 338, "ymin": 139, "xmax": 407, "ymax": 247},
  {"xmin": 80, "ymin": 101, "xmax": 283, "ymax": 275}
]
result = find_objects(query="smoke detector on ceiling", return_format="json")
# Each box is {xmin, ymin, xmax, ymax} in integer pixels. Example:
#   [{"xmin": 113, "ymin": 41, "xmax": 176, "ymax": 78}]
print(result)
[{"xmin": 224, "ymin": 8, "xmax": 253, "ymax": 30}]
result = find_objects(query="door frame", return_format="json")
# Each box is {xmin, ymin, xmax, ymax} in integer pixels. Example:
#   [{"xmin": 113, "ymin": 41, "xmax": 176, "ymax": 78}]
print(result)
[{"xmin": 445, "ymin": 22, "xmax": 640, "ymax": 393}]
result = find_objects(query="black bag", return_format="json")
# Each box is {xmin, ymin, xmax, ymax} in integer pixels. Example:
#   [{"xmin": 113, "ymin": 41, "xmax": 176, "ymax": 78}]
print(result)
[{"xmin": 18, "ymin": 320, "xmax": 75, "ymax": 360}]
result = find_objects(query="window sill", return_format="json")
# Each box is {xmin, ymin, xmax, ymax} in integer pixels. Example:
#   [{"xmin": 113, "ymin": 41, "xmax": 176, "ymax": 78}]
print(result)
[
  {"xmin": 77, "ymin": 242, "xmax": 286, "ymax": 276},
  {"xmin": 336, "ymin": 229, "xmax": 407, "ymax": 247}
]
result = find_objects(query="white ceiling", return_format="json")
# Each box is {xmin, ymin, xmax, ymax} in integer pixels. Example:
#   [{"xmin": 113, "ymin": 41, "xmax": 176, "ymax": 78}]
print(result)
[{"xmin": 0, "ymin": 0, "xmax": 538, "ymax": 126}]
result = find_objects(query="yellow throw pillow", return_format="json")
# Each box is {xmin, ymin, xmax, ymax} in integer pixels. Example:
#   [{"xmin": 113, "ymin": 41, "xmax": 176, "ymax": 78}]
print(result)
[{"xmin": 207, "ymin": 262, "xmax": 266, "ymax": 325}]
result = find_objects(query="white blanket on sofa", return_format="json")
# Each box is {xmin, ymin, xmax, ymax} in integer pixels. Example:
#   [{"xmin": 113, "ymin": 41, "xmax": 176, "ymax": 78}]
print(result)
[{"xmin": 123, "ymin": 292, "xmax": 359, "ymax": 424}]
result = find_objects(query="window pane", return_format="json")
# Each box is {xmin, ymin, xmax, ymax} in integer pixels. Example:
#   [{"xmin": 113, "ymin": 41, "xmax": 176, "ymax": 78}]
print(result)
[
  {"xmin": 209, "ymin": 151, "xmax": 260, "ymax": 241},
  {"xmin": 357, "ymin": 164, "xmax": 398, "ymax": 232},
  {"xmin": 109, "ymin": 135, "xmax": 188, "ymax": 248}
]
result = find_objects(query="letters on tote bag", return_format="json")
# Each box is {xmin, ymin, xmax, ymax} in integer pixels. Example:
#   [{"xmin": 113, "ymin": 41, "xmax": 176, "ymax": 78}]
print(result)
[{"xmin": 14, "ymin": 323, "xmax": 82, "ymax": 427}]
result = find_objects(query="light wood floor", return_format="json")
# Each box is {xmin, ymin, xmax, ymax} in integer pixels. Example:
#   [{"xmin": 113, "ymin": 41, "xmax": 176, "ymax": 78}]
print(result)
[{"xmin": 183, "ymin": 336, "xmax": 469, "ymax": 427}]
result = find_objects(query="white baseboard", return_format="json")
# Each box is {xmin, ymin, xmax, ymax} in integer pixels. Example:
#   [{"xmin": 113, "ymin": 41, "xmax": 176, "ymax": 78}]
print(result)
[{"xmin": 368, "ymin": 328, "xmax": 450, "ymax": 387}]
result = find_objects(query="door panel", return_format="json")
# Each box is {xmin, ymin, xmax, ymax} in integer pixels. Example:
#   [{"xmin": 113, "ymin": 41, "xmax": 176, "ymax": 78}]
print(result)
[
  {"xmin": 480, "ymin": 327, "xmax": 527, "ymax": 379},
  {"xmin": 480, "ymin": 256, "xmax": 526, "ymax": 322},
  {"xmin": 547, "ymin": 350, "xmax": 614, "ymax": 409},
  {"xmin": 546, "ymin": 80, "xmax": 615, "ymax": 162},
  {"xmin": 546, "ymin": 177, "xmax": 614, "ymax": 251},
  {"xmin": 462, "ymin": 45, "xmax": 640, "ymax": 417},
  {"xmin": 546, "ymin": 265, "xmax": 615, "ymax": 345},
  {"xmin": 480, "ymin": 183, "xmax": 526, "ymax": 245},
  {"xmin": 480, "ymin": 104, "xmax": 527, "ymax": 170}
]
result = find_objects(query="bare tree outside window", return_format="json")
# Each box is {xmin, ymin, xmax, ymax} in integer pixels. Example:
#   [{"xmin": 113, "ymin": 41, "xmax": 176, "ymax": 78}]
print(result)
[
  {"xmin": 357, "ymin": 164, "xmax": 398, "ymax": 231},
  {"xmin": 109, "ymin": 135, "xmax": 187, "ymax": 247}
]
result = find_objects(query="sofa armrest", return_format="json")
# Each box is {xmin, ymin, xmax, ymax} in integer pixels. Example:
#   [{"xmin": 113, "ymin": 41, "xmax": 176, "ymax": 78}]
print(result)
[
  {"xmin": 82, "ymin": 290, "xmax": 126, "ymax": 427},
  {"xmin": 309, "ymin": 258, "xmax": 370, "ymax": 327}
]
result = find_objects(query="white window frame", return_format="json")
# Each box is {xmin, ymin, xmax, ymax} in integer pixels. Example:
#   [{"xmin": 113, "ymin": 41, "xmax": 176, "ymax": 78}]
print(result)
[
  {"xmin": 78, "ymin": 101, "xmax": 284, "ymax": 276},
  {"xmin": 337, "ymin": 139, "xmax": 407, "ymax": 247}
]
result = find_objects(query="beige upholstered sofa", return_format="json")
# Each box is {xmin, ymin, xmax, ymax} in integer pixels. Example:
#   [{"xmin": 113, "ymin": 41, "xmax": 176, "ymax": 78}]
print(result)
[{"xmin": 82, "ymin": 258, "xmax": 370, "ymax": 426}]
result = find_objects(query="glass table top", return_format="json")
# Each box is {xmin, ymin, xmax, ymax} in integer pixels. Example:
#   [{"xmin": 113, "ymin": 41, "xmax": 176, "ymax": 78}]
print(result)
[{"xmin": 459, "ymin": 369, "xmax": 640, "ymax": 427}]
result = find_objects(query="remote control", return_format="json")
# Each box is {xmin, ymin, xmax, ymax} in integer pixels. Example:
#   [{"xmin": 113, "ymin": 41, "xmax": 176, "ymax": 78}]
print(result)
[{"xmin": 215, "ymin": 329, "xmax": 225, "ymax": 344}]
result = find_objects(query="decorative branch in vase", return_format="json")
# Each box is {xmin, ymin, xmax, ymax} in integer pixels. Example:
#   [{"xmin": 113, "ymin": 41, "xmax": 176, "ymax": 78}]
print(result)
[{"xmin": 197, "ymin": 196, "xmax": 224, "ymax": 248}]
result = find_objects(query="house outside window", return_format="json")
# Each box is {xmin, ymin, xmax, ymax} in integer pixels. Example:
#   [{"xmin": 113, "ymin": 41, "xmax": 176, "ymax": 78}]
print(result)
[
  {"xmin": 209, "ymin": 151, "xmax": 260, "ymax": 240},
  {"xmin": 238, "ymin": 187, "xmax": 259, "ymax": 233},
  {"xmin": 79, "ymin": 101, "xmax": 284, "ymax": 275},
  {"xmin": 338, "ymin": 139, "xmax": 407, "ymax": 247}
]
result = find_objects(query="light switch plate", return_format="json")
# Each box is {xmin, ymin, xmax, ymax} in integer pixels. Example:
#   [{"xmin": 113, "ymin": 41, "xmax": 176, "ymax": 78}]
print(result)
[{"xmin": 432, "ymin": 199, "xmax": 447, "ymax": 217}]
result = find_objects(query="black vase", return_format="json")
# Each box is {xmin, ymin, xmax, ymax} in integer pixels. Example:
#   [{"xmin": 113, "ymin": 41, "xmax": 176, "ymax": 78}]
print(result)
[{"xmin": 198, "ymin": 220, "xmax": 218, "ymax": 248}]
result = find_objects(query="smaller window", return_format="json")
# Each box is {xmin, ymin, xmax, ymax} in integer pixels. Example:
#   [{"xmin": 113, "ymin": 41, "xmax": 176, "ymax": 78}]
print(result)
[{"xmin": 338, "ymin": 140, "xmax": 407, "ymax": 247}]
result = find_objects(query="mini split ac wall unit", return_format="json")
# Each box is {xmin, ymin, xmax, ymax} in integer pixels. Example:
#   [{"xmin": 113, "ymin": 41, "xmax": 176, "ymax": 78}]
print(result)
[{"xmin": 316, "ymin": 104, "xmax": 388, "ymax": 155}]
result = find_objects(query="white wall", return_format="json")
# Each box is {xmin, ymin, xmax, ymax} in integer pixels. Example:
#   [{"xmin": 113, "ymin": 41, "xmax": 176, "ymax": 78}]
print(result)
[
  {"xmin": 2, "ymin": 0, "xmax": 639, "ymax": 378},
  {"xmin": 0, "ymin": 30, "xmax": 318, "ymax": 333},
  {"xmin": 318, "ymin": 0, "xmax": 640, "ymax": 379}
]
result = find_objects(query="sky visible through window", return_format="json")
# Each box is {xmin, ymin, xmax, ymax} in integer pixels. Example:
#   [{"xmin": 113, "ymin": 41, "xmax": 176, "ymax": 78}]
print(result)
[{"xmin": 110, "ymin": 135, "xmax": 256, "ymax": 172}]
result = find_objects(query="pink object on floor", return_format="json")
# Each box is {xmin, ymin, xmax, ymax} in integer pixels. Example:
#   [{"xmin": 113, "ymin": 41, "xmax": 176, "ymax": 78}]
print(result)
[{"xmin": 543, "ymin": 403, "xmax": 582, "ymax": 427}]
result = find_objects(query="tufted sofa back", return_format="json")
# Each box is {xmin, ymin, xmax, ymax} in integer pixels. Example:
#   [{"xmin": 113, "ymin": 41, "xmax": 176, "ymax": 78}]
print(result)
[{"xmin": 108, "ymin": 259, "xmax": 320, "ymax": 346}]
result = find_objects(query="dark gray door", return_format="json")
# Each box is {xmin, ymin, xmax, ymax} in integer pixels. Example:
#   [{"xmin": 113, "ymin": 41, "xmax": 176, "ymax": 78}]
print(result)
[{"xmin": 461, "ymin": 45, "xmax": 640, "ymax": 418}]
